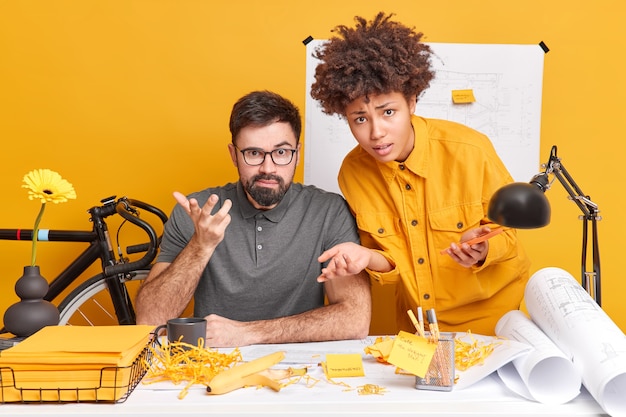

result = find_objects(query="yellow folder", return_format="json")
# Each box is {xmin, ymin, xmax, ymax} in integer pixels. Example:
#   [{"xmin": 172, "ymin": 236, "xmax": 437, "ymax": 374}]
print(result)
[{"xmin": 0, "ymin": 325, "xmax": 154, "ymax": 402}]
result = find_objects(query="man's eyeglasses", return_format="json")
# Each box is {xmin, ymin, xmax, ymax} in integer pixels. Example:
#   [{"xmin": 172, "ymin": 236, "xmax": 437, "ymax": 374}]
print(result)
[{"xmin": 235, "ymin": 146, "xmax": 297, "ymax": 166}]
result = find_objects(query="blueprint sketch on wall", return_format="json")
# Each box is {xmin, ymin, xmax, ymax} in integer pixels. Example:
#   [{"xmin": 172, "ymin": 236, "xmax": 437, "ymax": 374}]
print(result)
[{"xmin": 303, "ymin": 40, "xmax": 545, "ymax": 195}]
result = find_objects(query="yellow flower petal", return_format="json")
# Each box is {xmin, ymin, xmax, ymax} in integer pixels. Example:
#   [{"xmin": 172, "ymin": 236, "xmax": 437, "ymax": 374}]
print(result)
[{"xmin": 22, "ymin": 169, "xmax": 77, "ymax": 204}]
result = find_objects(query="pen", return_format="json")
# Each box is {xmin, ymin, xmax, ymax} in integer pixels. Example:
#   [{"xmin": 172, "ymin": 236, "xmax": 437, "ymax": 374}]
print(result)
[
  {"xmin": 417, "ymin": 306, "xmax": 424, "ymax": 336},
  {"xmin": 426, "ymin": 308, "xmax": 440, "ymax": 341}
]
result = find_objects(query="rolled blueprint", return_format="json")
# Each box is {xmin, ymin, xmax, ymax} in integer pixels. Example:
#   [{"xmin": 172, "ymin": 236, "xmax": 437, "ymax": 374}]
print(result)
[
  {"xmin": 495, "ymin": 309, "xmax": 581, "ymax": 404},
  {"xmin": 524, "ymin": 267, "xmax": 626, "ymax": 416}
]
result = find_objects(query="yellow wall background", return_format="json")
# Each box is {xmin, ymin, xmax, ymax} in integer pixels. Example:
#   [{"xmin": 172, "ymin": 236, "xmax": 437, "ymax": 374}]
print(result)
[{"xmin": 1, "ymin": 0, "xmax": 625, "ymax": 334}]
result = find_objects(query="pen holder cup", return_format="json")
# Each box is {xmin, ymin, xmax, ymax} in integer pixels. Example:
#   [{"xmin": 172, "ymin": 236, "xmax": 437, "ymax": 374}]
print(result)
[{"xmin": 415, "ymin": 333, "xmax": 455, "ymax": 392}]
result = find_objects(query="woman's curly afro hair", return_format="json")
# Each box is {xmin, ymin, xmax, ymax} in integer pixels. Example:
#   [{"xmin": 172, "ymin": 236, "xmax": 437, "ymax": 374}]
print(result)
[{"xmin": 311, "ymin": 12, "xmax": 435, "ymax": 116}]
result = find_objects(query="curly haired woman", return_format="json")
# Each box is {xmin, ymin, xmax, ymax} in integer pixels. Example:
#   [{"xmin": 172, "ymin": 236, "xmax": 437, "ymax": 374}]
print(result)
[{"xmin": 312, "ymin": 12, "xmax": 530, "ymax": 335}]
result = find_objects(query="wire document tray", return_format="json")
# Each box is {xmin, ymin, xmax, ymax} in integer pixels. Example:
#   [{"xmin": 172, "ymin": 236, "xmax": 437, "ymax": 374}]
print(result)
[{"xmin": 0, "ymin": 333, "xmax": 156, "ymax": 404}]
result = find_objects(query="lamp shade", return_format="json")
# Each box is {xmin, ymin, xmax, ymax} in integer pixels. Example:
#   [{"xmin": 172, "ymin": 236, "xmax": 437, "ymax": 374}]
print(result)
[{"xmin": 488, "ymin": 182, "xmax": 551, "ymax": 229}]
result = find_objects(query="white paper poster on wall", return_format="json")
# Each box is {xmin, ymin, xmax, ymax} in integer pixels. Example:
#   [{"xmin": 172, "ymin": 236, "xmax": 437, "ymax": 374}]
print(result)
[{"xmin": 303, "ymin": 40, "xmax": 545, "ymax": 195}]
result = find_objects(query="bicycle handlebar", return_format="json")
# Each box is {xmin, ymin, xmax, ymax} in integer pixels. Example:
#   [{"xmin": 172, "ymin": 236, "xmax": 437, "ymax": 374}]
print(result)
[
  {"xmin": 0, "ymin": 196, "xmax": 169, "ymax": 277},
  {"xmin": 103, "ymin": 197, "xmax": 168, "ymax": 277}
]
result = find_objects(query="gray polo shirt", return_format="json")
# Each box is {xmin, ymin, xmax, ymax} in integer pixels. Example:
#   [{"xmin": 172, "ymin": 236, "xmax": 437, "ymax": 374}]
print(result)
[{"xmin": 157, "ymin": 182, "xmax": 359, "ymax": 321}]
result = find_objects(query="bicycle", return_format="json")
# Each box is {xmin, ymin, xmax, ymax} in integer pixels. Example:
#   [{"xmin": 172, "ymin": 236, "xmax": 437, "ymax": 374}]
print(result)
[{"xmin": 0, "ymin": 195, "xmax": 168, "ymax": 330}]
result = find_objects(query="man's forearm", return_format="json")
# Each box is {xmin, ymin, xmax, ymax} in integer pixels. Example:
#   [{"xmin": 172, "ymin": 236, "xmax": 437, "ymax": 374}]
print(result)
[
  {"xmin": 247, "ymin": 301, "xmax": 370, "ymax": 344},
  {"xmin": 135, "ymin": 266, "xmax": 196, "ymax": 325},
  {"xmin": 136, "ymin": 240, "xmax": 213, "ymax": 325},
  {"xmin": 238, "ymin": 273, "xmax": 371, "ymax": 345}
]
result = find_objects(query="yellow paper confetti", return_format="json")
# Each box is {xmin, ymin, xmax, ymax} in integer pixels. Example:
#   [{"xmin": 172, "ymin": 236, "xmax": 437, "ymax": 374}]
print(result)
[
  {"xmin": 454, "ymin": 331, "xmax": 499, "ymax": 371},
  {"xmin": 143, "ymin": 339, "xmax": 242, "ymax": 399},
  {"xmin": 357, "ymin": 384, "xmax": 388, "ymax": 395}
]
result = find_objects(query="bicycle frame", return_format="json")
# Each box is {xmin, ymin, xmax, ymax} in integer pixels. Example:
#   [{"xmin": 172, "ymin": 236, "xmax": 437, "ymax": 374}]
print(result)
[{"xmin": 0, "ymin": 196, "xmax": 167, "ymax": 328}]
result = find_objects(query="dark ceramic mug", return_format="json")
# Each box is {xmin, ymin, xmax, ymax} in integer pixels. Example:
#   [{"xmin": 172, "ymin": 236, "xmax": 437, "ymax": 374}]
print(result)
[{"xmin": 155, "ymin": 317, "xmax": 206, "ymax": 347}]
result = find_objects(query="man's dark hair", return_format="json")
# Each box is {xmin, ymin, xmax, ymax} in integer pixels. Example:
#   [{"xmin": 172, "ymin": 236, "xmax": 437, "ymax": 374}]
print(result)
[
  {"xmin": 311, "ymin": 12, "xmax": 435, "ymax": 116},
  {"xmin": 229, "ymin": 90, "xmax": 302, "ymax": 144}
]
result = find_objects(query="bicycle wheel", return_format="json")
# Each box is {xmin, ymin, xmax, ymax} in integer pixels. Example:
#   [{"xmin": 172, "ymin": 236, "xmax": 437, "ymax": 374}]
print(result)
[{"xmin": 57, "ymin": 270, "xmax": 149, "ymax": 326}]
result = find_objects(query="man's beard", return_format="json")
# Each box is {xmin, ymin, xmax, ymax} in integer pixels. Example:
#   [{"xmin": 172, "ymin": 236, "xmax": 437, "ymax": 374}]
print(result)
[{"xmin": 244, "ymin": 174, "xmax": 289, "ymax": 208}]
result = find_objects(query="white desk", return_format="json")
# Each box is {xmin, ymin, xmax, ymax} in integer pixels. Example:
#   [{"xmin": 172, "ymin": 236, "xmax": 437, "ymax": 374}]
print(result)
[{"xmin": 0, "ymin": 338, "xmax": 611, "ymax": 417}]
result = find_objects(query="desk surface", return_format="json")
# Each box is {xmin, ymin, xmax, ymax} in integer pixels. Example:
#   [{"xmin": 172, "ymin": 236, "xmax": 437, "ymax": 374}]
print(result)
[{"xmin": 0, "ymin": 338, "xmax": 611, "ymax": 417}]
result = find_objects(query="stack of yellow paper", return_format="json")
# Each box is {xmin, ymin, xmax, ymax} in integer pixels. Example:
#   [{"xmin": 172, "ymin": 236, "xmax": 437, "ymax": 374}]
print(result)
[{"xmin": 0, "ymin": 325, "xmax": 154, "ymax": 402}]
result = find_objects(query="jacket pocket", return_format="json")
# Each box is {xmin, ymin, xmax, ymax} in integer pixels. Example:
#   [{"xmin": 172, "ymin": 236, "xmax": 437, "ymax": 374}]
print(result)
[
  {"xmin": 355, "ymin": 212, "xmax": 403, "ymax": 283},
  {"xmin": 357, "ymin": 212, "xmax": 399, "ymax": 236},
  {"xmin": 429, "ymin": 202, "xmax": 484, "ymax": 251}
]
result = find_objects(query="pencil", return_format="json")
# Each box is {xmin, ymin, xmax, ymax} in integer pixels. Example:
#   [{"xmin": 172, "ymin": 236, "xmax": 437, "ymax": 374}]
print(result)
[{"xmin": 407, "ymin": 309, "xmax": 425, "ymax": 337}]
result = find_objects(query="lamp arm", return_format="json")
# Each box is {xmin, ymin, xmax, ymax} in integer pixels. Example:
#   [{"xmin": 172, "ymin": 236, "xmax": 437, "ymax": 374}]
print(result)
[
  {"xmin": 544, "ymin": 147, "xmax": 601, "ymax": 305},
  {"xmin": 550, "ymin": 161, "xmax": 600, "ymax": 220}
]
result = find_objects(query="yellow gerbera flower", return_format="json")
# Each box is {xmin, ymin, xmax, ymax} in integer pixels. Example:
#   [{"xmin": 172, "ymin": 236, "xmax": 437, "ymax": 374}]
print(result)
[
  {"xmin": 22, "ymin": 169, "xmax": 77, "ymax": 266},
  {"xmin": 22, "ymin": 169, "xmax": 77, "ymax": 204}
]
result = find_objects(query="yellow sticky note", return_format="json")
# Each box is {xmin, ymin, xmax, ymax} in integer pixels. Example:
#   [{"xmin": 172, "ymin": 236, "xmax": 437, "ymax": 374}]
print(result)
[
  {"xmin": 324, "ymin": 353, "xmax": 365, "ymax": 378},
  {"xmin": 387, "ymin": 331, "xmax": 437, "ymax": 377},
  {"xmin": 451, "ymin": 89, "xmax": 475, "ymax": 103}
]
